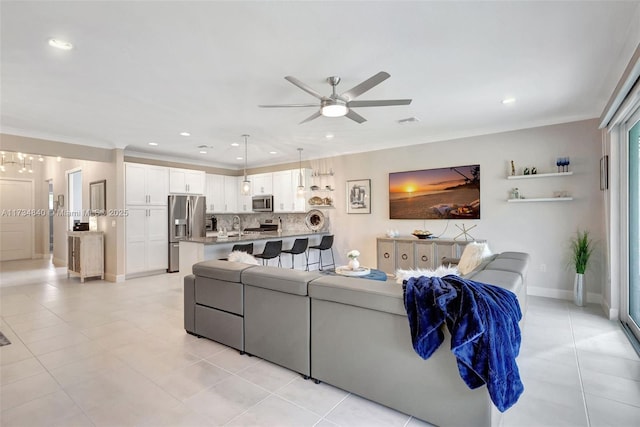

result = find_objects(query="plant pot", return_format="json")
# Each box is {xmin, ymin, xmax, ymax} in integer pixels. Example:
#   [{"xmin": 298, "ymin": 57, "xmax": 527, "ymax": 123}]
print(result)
[
  {"xmin": 348, "ymin": 258, "xmax": 360, "ymax": 270},
  {"xmin": 573, "ymin": 273, "xmax": 587, "ymax": 307}
]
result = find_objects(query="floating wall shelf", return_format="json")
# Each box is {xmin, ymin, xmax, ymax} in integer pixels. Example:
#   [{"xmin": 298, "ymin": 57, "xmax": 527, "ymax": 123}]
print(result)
[
  {"xmin": 507, "ymin": 171, "xmax": 573, "ymax": 180},
  {"xmin": 507, "ymin": 197, "xmax": 573, "ymax": 203}
]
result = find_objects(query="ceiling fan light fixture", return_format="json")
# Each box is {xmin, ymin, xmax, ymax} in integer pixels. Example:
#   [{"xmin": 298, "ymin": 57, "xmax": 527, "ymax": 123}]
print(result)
[{"xmin": 321, "ymin": 103, "xmax": 348, "ymax": 117}]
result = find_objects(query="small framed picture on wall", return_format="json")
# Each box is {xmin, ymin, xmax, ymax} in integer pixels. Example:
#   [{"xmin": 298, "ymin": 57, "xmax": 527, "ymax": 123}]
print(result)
[{"xmin": 346, "ymin": 179, "xmax": 371, "ymax": 214}]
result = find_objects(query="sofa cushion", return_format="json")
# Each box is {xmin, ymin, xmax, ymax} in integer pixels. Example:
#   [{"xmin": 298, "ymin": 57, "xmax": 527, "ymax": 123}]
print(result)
[
  {"xmin": 496, "ymin": 252, "xmax": 530, "ymax": 262},
  {"xmin": 192, "ymin": 259, "xmax": 256, "ymax": 282},
  {"xmin": 468, "ymin": 270, "xmax": 523, "ymax": 296},
  {"xmin": 457, "ymin": 242, "xmax": 493, "ymax": 275},
  {"xmin": 309, "ymin": 275, "xmax": 405, "ymax": 316},
  {"xmin": 242, "ymin": 266, "xmax": 321, "ymax": 296},
  {"xmin": 484, "ymin": 258, "xmax": 529, "ymax": 280}
]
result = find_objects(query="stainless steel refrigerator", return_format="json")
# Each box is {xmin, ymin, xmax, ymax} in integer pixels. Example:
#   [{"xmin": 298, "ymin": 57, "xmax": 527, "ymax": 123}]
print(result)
[{"xmin": 168, "ymin": 195, "xmax": 206, "ymax": 272}]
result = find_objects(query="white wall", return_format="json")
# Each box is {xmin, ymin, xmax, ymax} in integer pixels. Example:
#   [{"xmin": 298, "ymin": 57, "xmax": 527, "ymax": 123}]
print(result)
[{"xmin": 322, "ymin": 119, "xmax": 605, "ymax": 301}]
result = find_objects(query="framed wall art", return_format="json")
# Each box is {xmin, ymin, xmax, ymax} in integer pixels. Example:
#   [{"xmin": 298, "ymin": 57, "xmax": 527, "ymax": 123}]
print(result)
[
  {"xmin": 346, "ymin": 179, "xmax": 371, "ymax": 214},
  {"xmin": 389, "ymin": 164, "xmax": 480, "ymax": 219}
]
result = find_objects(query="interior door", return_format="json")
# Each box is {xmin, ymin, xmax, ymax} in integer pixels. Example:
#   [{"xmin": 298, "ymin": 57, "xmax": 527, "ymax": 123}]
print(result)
[{"xmin": 0, "ymin": 179, "xmax": 33, "ymax": 260}]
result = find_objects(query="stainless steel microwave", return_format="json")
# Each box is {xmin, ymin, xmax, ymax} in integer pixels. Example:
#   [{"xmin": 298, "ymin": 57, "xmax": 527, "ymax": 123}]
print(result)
[{"xmin": 252, "ymin": 195, "xmax": 274, "ymax": 212}]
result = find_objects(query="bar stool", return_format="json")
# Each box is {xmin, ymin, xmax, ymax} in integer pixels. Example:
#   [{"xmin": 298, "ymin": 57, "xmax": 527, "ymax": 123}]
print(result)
[
  {"xmin": 254, "ymin": 240, "xmax": 282, "ymax": 267},
  {"xmin": 307, "ymin": 235, "xmax": 335, "ymax": 271},
  {"xmin": 231, "ymin": 243, "xmax": 253, "ymax": 254},
  {"xmin": 219, "ymin": 243, "xmax": 254, "ymax": 260},
  {"xmin": 281, "ymin": 238, "xmax": 309, "ymax": 270}
]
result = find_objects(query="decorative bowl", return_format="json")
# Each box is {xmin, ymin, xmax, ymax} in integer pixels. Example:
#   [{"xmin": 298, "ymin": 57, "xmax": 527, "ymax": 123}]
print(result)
[{"xmin": 412, "ymin": 233, "xmax": 433, "ymax": 239}]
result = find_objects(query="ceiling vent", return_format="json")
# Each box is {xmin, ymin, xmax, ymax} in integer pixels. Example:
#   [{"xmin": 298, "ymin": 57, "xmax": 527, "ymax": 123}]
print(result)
[{"xmin": 397, "ymin": 117, "xmax": 420, "ymax": 124}]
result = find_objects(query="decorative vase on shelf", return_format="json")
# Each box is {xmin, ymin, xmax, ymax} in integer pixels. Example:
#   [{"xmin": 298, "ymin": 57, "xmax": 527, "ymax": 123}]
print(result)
[
  {"xmin": 573, "ymin": 273, "xmax": 586, "ymax": 307},
  {"xmin": 348, "ymin": 258, "xmax": 360, "ymax": 270}
]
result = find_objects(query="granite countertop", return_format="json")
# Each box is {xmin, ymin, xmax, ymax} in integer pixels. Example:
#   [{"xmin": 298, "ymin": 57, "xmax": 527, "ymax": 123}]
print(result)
[{"xmin": 184, "ymin": 230, "xmax": 329, "ymax": 245}]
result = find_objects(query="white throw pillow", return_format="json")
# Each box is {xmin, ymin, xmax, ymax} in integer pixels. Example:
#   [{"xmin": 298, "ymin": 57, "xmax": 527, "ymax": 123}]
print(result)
[
  {"xmin": 227, "ymin": 250, "xmax": 260, "ymax": 265},
  {"xmin": 396, "ymin": 265, "xmax": 459, "ymax": 284},
  {"xmin": 457, "ymin": 242, "xmax": 492, "ymax": 275}
]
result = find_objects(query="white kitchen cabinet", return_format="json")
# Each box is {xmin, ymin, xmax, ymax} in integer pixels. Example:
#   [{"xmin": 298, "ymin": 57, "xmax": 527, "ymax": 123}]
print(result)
[
  {"xmin": 205, "ymin": 174, "xmax": 225, "ymax": 213},
  {"xmin": 205, "ymin": 174, "xmax": 239, "ymax": 213},
  {"xmin": 125, "ymin": 163, "xmax": 169, "ymax": 205},
  {"xmin": 272, "ymin": 169, "xmax": 310, "ymax": 212},
  {"xmin": 126, "ymin": 206, "xmax": 168, "ymax": 275},
  {"xmin": 223, "ymin": 176, "xmax": 238, "ymax": 212},
  {"xmin": 273, "ymin": 170, "xmax": 295, "ymax": 212},
  {"xmin": 170, "ymin": 168, "xmax": 205, "ymax": 195},
  {"xmin": 251, "ymin": 173, "xmax": 273, "ymax": 195},
  {"xmin": 67, "ymin": 231, "xmax": 104, "ymax": 282}
]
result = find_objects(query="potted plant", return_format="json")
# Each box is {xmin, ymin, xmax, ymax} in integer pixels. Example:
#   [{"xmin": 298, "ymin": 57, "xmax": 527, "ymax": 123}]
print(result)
[{"xmin": 570, "ymin": 230, "xmax": 594, "ymax": 306}]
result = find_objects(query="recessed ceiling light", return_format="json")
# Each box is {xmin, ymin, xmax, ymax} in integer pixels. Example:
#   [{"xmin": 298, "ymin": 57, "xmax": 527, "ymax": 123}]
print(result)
[
  {"xmin": 269, "ymin": 151, "xmax": 277, "ymax": 155},
  {"xmin": 231, "ymin": 142, "xmax": 240, "ymax": 147},
  {"xmin": 502, "ymin": 98, "xmax": 516, "ymax": 105},
  {"xmin": 325, "ymin": 133, "xmax": 335, "ymax": 139},
  {"xmin": 236, "ymin": 156, "xmax": 243, "ymax": 160},
  {"xmin": 48, "ymin": 38, "xmax": 73, "ymax": 50},
  {"xmin": 180, "ymin": 132, "xmax": 191, "ymax": 136},
  {"xmin": 199, "ymin": 150, "xmax": 207, "ymax": 154},
  {"xmin": 148, "ymin": 142, "xmax": 158, "ymax": 146}
]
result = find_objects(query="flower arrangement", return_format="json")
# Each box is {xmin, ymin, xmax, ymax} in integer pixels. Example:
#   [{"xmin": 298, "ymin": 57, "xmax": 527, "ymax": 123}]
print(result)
[{"xmin": 347, "ymin": 250, "xmax": 360, "ymax": 259}]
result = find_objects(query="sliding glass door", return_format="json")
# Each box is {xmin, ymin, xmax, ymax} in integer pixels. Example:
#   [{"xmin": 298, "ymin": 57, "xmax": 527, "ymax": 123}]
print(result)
[{"xmin": 626, "ymin": 110, "xmax": 640, "ymax": 341}]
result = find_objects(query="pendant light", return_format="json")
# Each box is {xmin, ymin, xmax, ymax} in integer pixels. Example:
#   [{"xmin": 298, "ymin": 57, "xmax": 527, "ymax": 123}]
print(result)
[
  {"xmin": 296, "ymin": 148, "xmax": 305, "ymax": 198},
  {"xmin": 240, "ymin": 134, "xmax": 251, "ymax": 196}
]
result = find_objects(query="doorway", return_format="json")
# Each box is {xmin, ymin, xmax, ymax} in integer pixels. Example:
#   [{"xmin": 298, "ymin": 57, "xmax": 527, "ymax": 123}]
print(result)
[
  {"xmin": 625, "ymin": 109, "xmax": 640, "ymax": 343},
  {"xmin": 67, "ymin": 169, "xmax": 82, "ymax": 230},
  {"xmin": 48, "ymin": 180, "xmax": 53, "ymax": 253}
]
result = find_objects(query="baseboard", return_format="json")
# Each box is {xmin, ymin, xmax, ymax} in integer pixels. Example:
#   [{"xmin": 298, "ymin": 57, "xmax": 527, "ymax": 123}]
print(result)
[
  {"xmin": 601, "ymin": 298, "xmax": 620, "ymax": 320},
  {"xmin": 528, "ymin": 286, "xmax": 602, "ymax": 304},
  {"xmin": 104, "ymin": 273, "xmax": 126, "ymax": 283},
  {"xmin": 125, "ymin": 269, "xmax": 166, "ymax": 280},
  {"xmin": 52, "ymin": 257, "xmax": 66, "ymax": 267}
]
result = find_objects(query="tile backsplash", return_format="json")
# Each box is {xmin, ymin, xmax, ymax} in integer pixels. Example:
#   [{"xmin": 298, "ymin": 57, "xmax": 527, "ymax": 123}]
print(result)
[{"xmin": 213, "ymin": 212, "xmax": 331, "ymax": 233}]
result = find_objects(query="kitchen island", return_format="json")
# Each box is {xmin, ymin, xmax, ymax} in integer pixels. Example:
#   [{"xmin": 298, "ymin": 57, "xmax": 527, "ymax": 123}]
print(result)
[{"xmin": 179, "ymin": 230, "xmax": 330, "ymax": 276}]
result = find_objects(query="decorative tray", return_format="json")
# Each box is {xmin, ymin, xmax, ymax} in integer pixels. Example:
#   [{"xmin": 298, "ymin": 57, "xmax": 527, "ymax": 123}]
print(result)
[{"xmin": 336, "ymin": 266, "xmax": 371, "ymax": 276}]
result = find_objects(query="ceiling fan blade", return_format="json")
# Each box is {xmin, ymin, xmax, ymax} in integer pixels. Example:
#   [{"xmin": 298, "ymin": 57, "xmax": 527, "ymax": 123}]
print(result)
[
  {"xmin": 347, "ymin": 99, "xmax": 412, "ymax": 108},
  {"xmin": 345, "ymin": 109, "xmax": 367, "ymax": 124},
  {"xmin": 300, "ymin": 110, "xmax": 322, "ymax": 124},
  {"xmin": 341, "ymin": 71, "xmax": 390, "ymax": 101},
  {"xmin": 285, "ymin": 76, "xmax": 325, "ymax": 100},
  {"xmin": 258, "ymin": 104, "xmax": 318, "ymax": 108}
]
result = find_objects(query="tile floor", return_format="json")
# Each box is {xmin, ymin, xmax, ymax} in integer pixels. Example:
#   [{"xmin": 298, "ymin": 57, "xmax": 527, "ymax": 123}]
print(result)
[{"xmin": 1, "ymin": 258, "xmax": 639, "ymax": 426}]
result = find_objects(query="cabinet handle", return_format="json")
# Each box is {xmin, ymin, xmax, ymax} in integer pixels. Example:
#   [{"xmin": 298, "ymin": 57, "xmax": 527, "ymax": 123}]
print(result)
[
  {"xmin": 384, "ymin": 252, "xmax": 390, "ymax": 259},
  {"xmin": 401, "ymin": 254, "xmax": 408, "ymax": 260},
  {"xmin": 421, "ymin": 255, "xmax": 428, "ymax": 262}
]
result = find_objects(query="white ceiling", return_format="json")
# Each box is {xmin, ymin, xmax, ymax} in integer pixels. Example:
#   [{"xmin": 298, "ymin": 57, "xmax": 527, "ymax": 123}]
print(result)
[{"xmin": 2, "ymin": 1, "xmax": 639, "ymax": 169}]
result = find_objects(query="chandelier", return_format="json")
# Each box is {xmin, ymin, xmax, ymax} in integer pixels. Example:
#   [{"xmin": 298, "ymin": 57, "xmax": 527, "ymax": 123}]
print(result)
[{"xmin": 0, "ymin": 152, "xmax": 37, "ymax": 173}]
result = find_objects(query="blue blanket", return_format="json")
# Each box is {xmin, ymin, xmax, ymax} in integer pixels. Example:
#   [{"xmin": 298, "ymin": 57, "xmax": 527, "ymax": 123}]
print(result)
[{"xmin": 403, "ymin": 275, "xmax": 523, "ymax": 412}]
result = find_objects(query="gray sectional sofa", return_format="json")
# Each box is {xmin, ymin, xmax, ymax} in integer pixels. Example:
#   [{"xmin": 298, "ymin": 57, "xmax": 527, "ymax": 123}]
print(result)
[{"xmin": 183, "ymin": 251, "xmax": 530, "ymax": 427}]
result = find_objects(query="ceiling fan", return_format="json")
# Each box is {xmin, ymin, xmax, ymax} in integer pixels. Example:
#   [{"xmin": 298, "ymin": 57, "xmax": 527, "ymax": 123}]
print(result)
[{"xmin": 259, "ymin": 71, "xmax": 412, "ymax": 124}]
